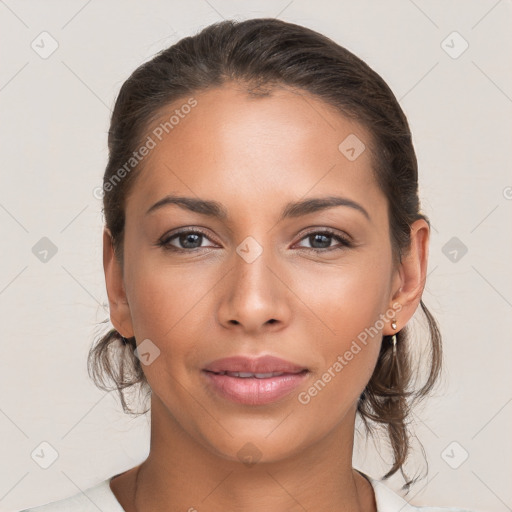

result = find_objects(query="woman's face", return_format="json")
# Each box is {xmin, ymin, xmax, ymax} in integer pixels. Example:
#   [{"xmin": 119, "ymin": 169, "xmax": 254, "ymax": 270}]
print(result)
[{"xmin": 108, "ymin": 82, "xmax": 409, "ymax": 463}]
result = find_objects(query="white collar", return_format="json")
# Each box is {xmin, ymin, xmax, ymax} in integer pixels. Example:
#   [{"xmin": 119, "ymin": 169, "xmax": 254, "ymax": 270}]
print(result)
[{"xmin": 357, "ymin": 470, "xmax": 419, "ymax": 511}]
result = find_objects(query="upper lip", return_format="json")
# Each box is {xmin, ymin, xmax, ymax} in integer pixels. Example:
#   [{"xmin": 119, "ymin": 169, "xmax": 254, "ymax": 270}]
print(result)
[{"xmin": 203, "ymin": 355, "xmax": 308, "ymax": 374}]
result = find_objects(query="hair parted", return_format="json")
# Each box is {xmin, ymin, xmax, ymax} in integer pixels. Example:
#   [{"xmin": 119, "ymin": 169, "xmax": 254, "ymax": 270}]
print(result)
[{"xmin": 87, "ymin": 17, "xmax": 442, "ymax": 492}]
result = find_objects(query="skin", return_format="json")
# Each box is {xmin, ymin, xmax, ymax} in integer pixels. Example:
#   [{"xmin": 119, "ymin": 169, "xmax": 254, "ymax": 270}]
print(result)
[{"xmin": 104, "ymin": 81, "xmax": 429, "ymax": 512}]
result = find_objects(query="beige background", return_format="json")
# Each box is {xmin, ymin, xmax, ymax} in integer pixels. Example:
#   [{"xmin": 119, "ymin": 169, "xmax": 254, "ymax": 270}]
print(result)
[{"xmin": 1, "ymin": 1, "xmax": 511, "ymax": 511}]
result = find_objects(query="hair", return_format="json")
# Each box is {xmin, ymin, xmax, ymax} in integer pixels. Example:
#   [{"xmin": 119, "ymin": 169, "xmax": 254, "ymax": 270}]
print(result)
[{"xmin": 87, "ymin": 17, "xmax": 442, "ymax": 492}]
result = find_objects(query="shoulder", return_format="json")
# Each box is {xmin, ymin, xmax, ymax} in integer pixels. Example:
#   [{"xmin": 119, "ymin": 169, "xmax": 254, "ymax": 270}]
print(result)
[
  {"xmin": 17, "ymin": 477, "xmax": 125, "ymax": 512},
  {"xmin": 361, "ymin": 471, "xmax": 479, "ymax": 512}
]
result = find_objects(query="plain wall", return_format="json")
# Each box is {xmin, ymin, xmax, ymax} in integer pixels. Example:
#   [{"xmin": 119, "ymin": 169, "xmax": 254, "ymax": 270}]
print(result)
[{"xmin": 1, "ymin": 1, "xmax": 511, "ymax": 511}]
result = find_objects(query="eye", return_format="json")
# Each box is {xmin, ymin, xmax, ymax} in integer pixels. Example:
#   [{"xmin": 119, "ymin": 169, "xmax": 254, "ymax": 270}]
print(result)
[
  {"xmin": 157, "ymin": 229, "xmax": 218, "ymax": 252},
  {"xmin": 295, "ymin": 229, "xmax": 353, "ymax": 252},
  {"xmin": 157, "ymin": 227, "xmax": 353, "ymax": 253}
]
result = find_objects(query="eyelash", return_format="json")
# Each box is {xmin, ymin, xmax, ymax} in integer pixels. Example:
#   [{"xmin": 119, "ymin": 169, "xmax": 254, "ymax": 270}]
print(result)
[{"xmin": 156, "ymin": 228, "xmax": 353, "ymax": 253}]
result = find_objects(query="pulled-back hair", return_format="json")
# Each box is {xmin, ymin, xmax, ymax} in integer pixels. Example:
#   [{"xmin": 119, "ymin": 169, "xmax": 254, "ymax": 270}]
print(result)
[{"xmin": 88, "ymin": 17, "xmax": 442, "ymax": 492}]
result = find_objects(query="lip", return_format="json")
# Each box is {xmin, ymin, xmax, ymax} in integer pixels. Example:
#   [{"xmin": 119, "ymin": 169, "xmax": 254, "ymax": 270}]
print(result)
[
  {"xmin": 202, "ymin": 355, "xmax": 309, "ymax": 405},
  {"xmin": 203, "ymin": 355, "xmax": 307, "ymax": 374}
]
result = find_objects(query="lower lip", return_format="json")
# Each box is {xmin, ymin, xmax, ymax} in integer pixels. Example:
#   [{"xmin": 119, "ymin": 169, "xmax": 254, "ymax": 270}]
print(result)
[{"xmin": 202, "ymin": 370, "xmax": 309, "ymax": 405}]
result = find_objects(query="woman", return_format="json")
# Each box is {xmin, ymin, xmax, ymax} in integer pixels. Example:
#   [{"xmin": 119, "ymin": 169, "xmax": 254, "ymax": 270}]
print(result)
[{"xmin": 21, "ymin": 17, "xmax": 477, "ymax": 512}]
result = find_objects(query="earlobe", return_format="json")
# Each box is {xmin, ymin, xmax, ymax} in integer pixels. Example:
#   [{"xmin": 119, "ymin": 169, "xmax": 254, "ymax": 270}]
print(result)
[
  {"xmin": 103, "ymin": 228, "xmax": 134, "ymax": 338},
  {"xmin": 385, "ymin": 219, "xmax": 430, "ymax": 335}
]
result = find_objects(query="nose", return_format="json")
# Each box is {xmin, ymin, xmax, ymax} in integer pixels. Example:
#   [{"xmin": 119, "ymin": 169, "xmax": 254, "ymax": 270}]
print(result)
[{"xmin": 216, "ymin": 241, "xmax": 291, "ymax": 334}]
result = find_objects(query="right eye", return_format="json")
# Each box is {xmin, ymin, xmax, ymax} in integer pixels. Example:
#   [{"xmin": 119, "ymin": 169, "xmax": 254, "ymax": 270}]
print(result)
[{"xmin": 157, "ymin": 229, "xmax": 218, "ymax": 252}]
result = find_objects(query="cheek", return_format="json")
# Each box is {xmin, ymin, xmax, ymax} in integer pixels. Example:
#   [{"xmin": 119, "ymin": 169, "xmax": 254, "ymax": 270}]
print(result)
[
  {"xmin": 123, "ymin": 253, "xmax": 218, "ymax": 369},
  {"xmin": 122, "ymin": 263, "xmax": 206, "ymax": 410},
  {"xmin": 292, "ymin": 271, "xmax": 386, "ymax": 424},
  {"xmin": 293, "ymin": 256, "xmax": 390, "ymax": 399},
  {"xmin": 296, "ymin": 253, "xmax": 391, "ymax": 337}
]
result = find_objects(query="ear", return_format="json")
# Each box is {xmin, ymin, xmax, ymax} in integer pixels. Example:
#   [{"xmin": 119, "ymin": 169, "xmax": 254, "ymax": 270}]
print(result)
[
  {"xmin": 384, "ymin": 219, "xmax": 430, "ymax": 335},
  {"xmin": 103, "ymin": 227, "xmax": 134, "ymax": 338}
]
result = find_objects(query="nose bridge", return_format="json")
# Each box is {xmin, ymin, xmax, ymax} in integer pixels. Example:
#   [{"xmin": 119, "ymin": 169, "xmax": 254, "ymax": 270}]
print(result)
[
  {"xmin": 217, "ymin": 234, "xmax": 288, "ymax": 330},
  {"xmin": 232, "ymin": 234, "xmax": 275, "ymax": 303}
]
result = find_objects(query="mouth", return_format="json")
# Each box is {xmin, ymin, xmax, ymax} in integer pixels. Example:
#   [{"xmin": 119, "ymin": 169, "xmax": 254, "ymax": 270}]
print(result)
[
  {"xmin": 201, "ymin": 356, "xmax": 310, "ymax": 405},
  {"xmin": 204, "ymin": 370, "xmax": 308, "ymax": 378},
  {"xmin": 203, "ymin": 354, "xmax": 308, "ymax": 375}
]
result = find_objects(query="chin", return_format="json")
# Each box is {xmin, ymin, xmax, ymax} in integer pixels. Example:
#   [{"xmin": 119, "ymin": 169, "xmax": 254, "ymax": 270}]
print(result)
[{"xmin": 198, "ymin": 428, "xmax": 309, "ymax": 467}]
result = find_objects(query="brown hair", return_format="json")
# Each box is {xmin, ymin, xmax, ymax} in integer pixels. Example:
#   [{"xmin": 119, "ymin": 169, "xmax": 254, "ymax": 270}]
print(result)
[{"xmin": 88, "ymin": 17, "xmax": 442, "ymax": 492}]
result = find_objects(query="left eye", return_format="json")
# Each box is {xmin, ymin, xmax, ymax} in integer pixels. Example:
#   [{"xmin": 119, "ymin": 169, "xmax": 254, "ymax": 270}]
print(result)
[{"xmin": 295, "ymin": 231, "xmax": 352, "ymax": 251}]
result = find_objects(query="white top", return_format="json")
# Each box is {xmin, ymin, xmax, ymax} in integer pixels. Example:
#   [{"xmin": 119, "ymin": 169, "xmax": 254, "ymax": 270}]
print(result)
[{"xmin": 19, "ymin": 471, "xmax": 477, "ymax": 512}]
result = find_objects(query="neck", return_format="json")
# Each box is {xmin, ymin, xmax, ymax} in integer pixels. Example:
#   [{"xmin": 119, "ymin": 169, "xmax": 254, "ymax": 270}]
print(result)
[{"xmin": 132, "ymin": 396, "xmax": 376, "ymax": 512}]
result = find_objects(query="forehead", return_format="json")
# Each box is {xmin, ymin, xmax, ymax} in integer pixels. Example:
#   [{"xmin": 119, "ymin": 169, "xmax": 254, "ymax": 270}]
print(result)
[{"xmin": 126, "ymin": 82, "xmax": 387, "ymax": 223}]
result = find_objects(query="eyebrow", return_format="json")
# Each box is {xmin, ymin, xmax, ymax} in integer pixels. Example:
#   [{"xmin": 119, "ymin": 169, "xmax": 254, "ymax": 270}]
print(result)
[{"xmin": 145, "ymin": 194, "xmax": 370, "ymax": 222}]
